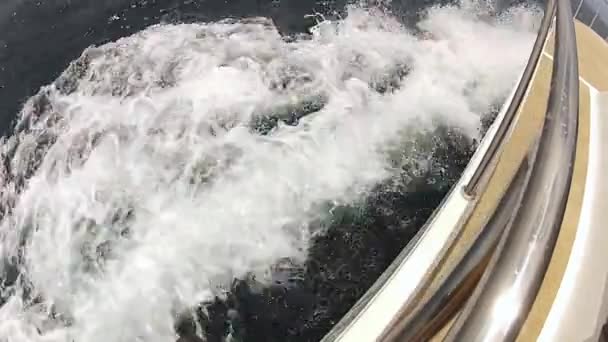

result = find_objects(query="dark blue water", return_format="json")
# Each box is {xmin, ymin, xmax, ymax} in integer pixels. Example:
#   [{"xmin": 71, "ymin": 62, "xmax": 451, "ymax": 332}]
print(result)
[
  {"xmin": 0, "ymin": 0, "xmax": 455, "ymax": 137},
  {"xmin": 0, "ymin": 1, "xmax": 482, "ymax": 341}
]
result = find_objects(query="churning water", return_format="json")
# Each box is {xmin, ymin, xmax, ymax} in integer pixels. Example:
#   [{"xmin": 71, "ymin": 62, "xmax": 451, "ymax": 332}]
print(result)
[{"xmin": 0, "ymin": 2, "xmax": 539, "ymax": 341}]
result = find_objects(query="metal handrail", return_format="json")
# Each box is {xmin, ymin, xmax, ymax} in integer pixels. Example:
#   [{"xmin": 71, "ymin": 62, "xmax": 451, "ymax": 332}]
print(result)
[
  {"xmin": 386, "ymin": 156, "xmax": 533, "ymax": 341},
  {"xmin": 463, "ymin": 0, "xmax": 558, "ymax": 196},
  {"xmin": 445, "ymin": 0, "xmax": 579, "ymax": 338},
  {"xmin": 323, "ymin": 0, "xmax": 576, "ymax": 340},
  {"xmin": 378, "ymin": 0, "xmax": 559, "ymax": 339}
]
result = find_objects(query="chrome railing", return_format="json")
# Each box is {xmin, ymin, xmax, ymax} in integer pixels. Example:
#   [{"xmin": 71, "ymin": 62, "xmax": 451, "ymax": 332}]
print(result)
[
  {"xmin": 386, "ymin": 147, "xmax": 534, "ymax": 341},
  {"xmin": 379, "ymin": 0, "xmax": 566, "ymax": 338},
  {"xmin": 367, "ymin": 0, "xmax": 581, "ymax": 338},
  {"xmin": 323, "ymin": 0, "xmax": 581, "ymax": 339},
  {"xmin": 463, "ymin": 0, "xmax": 557, "ymax": 196},
  {"xmin": 444, "ymin": 0, "xmax": 579, "ymax": 338}
]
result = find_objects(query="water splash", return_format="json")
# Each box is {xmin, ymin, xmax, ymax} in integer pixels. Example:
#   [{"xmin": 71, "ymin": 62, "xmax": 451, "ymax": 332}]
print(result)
[{"xmin": 0, "ymin": 4, "xmax": 539, "ymax": 342}]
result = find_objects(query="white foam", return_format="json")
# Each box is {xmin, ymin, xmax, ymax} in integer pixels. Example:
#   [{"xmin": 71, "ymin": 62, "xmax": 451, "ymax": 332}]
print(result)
[{"xmin": 0, "ymin": 4, "xmax": 539, "ymax": 342}]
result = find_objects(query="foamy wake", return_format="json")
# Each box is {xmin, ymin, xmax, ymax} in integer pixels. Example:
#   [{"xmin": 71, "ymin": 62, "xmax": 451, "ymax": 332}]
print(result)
[{"xmin": 0, "ymin": 4, "xmax": 539, "ymax": 342}]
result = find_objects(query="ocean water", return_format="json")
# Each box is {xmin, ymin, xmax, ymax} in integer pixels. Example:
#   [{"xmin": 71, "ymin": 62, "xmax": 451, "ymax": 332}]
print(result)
[{"xmin": 0, "ymin": 1, "xmax": 540, "ymax": 341}]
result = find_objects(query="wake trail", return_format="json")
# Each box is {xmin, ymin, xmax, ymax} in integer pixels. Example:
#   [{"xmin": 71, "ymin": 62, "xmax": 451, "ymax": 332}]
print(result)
[{"xmin": 0, "ymin": 3, "xmax": 539, "ymax": 342}]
